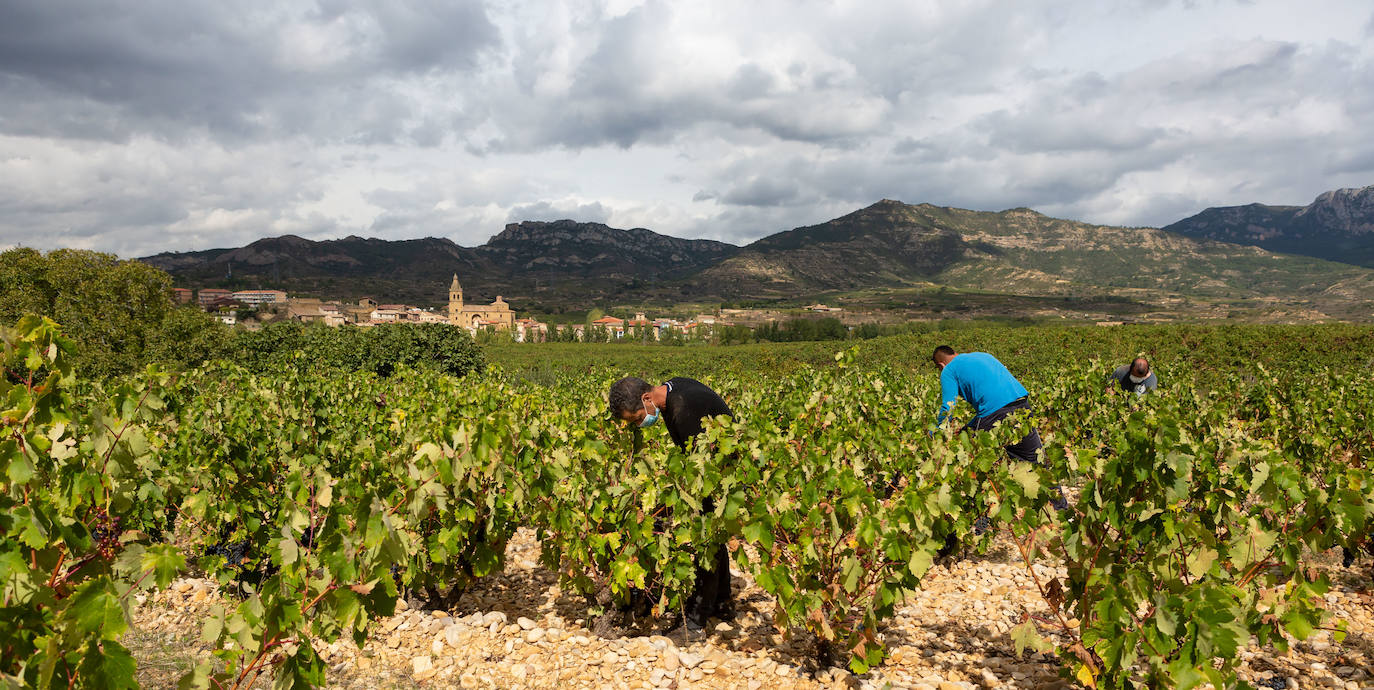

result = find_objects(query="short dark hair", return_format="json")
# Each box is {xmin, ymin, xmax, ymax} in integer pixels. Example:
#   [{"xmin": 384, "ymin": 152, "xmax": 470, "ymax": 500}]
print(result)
[
  {"xmin": 1130, "ymin": 357, "xmax": 1150, "ymax": 376},
  {"xmin": 608, "ymin": 377, "xmax": 653, "ymax": 418},
  {"xmin": 932, "ymin": 345, "xmax": 956, "ymax": 363}
]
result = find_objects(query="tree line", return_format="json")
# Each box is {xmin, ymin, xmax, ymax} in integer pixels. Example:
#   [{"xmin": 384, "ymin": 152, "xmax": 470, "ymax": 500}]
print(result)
[{"xmin": 0, "ymin": 248, "xmax": 484, "ymax": 380}]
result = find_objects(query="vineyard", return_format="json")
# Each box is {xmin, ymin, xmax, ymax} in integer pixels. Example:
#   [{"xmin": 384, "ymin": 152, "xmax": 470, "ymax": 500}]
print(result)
[{"xmin": 3, "ymin": 316, "xmax": 1373, "ymax": 689}]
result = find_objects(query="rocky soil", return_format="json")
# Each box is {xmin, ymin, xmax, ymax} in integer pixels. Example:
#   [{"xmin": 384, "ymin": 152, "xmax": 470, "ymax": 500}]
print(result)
[{"xmin": 127, "ymin": 529, "xmax": 1374, "ymax": 690}]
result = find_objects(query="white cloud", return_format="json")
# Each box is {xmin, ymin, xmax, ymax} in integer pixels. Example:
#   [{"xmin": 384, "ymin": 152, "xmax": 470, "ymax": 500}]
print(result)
[{"xmin": 1, "ymin": 0, "xmax": 1372, "ymax": 256}]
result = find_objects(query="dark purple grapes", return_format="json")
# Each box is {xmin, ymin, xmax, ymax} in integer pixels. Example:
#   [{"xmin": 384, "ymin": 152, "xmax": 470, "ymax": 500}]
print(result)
[
  {"xmin": 1256, "ymin": 675, "xmax": 1287, "ymax": 690},
  {"xmin": 203, "ymin": 539, "xmax": 249, "ymax": 567},
  {"xmin": 972, "ymin": 515, "xmax": 992, "ymax": 536},
  {"xmin": 87, "ymin": 508, "xmax": 121, "ymax": 560}
]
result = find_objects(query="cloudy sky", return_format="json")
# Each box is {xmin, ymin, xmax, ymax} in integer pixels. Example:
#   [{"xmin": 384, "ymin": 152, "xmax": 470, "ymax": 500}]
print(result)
[{"xmin": 2, "ymin": 0, "xmax": 1372, "ymax": 256}]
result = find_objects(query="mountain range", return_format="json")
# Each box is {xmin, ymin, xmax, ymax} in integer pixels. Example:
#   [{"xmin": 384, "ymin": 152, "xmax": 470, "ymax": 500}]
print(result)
[
  {"xmin": 141, "ymin": 185, "xmax": 1374, "ymax": 322},
  {"xmin": 1164, "ymin": 186, "xmax": 1374, "ymax": 268},
  {"xmin": 144, "ymin": 220, "xmax": 738, "ymax": 310}
]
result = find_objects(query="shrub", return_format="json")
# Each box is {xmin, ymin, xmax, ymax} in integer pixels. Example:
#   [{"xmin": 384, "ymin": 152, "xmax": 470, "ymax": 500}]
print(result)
[{"xmin": 232, "ymin": 321, "xmax": 484, "ymax": 378}]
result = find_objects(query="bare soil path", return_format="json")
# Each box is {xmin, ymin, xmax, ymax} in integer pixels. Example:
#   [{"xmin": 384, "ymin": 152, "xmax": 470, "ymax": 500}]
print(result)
[{"xmin": 126, "ymin": 529, "xmax": 1374, "ymax": 690}]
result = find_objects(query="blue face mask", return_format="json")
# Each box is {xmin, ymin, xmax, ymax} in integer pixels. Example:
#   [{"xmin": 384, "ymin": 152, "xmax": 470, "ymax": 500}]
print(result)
[{"xmin": 639, "ymin": 399, "xmax": 660, "ymax": 428}]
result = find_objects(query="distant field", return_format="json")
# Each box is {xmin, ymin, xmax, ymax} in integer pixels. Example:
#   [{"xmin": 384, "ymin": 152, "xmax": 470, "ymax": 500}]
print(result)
[{"xmin": 485, "ymin": 322, "xmax": 1374, "ymax": 385}]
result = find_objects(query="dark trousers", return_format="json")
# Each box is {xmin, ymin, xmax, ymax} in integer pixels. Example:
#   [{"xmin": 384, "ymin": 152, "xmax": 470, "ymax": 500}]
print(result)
[
  {"xmin": 683, "ymin": 496, "xmax": 732, "ymax": 624},
  {"xmin": 683, "ymin": 543, "xmax": 731, "ymax": 624},
  {"xmin": 963, "ymin": 398, "xmax": 1067, "ymax": 511},
  {"xmin": 938, "ymin": 398, "xmax": 1064, "ymax": 559},
  {"xmin": 962, "ymin": 397, "xmax": 1042, "ymax": 463}
]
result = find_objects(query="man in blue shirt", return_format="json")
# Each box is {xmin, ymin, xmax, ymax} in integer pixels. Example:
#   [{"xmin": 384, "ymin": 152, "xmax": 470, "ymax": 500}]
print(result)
[
  {"xmin": 931, "ymin": 346, "xmax": 1067, "ymax": 565},
  {"xmin": 932, "ymin": 345, "xmax": 1041, "ymax": 463}
]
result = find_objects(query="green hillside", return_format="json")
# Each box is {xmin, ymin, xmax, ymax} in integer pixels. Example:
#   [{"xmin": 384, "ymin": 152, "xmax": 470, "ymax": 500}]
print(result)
[{"xmin": 690, "ymin": 201, "xmax": 1374, "ymax": 321}]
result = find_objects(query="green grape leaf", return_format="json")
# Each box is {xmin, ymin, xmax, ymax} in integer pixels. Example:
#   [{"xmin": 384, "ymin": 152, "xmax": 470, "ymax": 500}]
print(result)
[
  {"xmin": 1011, "ymin": 620, "xmax": 1052, "ymax": 658},
  {"xmin": 1010, "ymin": 462, "xmax": 1041, "ymax": 499},
  {"xmin": 140, "ymin": 544, "xmax": 185, "ymax": 590},
  {"xmin": 77, "ymin": 639, "xmax": 138, "ymax": 690},
  {"xmin": 1185, "ymin": 546, "xmax": 1217, "ymax": 579},
  {"xmin": 908, "ymin": 549, "xmax": 933, "ymax": 578}
]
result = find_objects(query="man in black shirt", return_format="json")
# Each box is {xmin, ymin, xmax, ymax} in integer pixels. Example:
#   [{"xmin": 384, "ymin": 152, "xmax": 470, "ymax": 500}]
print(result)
[{"xmin": 609, "ymin": 376, "xmax": 734, "ymax": 629}]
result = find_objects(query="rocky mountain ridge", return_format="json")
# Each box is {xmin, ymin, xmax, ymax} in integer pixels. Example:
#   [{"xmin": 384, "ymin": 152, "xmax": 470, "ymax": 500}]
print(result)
[
  {"xmin": 478, "ymin": 220, "xmax": 738, "ymax": 276},
  {"xmin": 688, "ymin": 199, "xmax": 1374, "ymax": 311},
  {"xmin": 141, "ymin": 192, "xmax": 1374, "ymax": 319},
  {"xmin": 1164, "ymin": 185, "xmax": 1374, "ymax": 267},
  {"xmin": 141, "ymin": 221, "xmax": 739, "ymax": 307}
]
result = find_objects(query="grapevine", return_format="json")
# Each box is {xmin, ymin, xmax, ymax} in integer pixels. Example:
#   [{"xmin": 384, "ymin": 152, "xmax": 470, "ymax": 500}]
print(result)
[{"xmin": 2, "ymin": 318, "xmax": 1371, "ymax": 688}]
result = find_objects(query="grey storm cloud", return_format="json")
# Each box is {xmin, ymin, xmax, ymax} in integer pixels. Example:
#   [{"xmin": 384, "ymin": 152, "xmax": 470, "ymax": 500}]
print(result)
[
  {"xmin": 0, "ymin": 1, "xmax": 498, "ymax": 143},
  {"xmin": 1, "ymin": 0, "xmax": 1372, "ymax": 256},
  {"xmin": 716, "ymin": 178, "xmax": 801, "ymax": 208},
  {"xmin": 479, "ymin": 1, "xmax": 898, "ymax": 152}
]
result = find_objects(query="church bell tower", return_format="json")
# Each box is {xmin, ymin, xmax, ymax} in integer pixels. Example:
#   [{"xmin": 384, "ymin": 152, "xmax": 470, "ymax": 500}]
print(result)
[{"xmin": 448, "ymin": 274, "xmax": 464, "ymax": 323}]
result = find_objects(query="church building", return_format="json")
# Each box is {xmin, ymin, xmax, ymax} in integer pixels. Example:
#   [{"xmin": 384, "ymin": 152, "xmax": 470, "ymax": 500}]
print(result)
[{"xmin": 447, "ymin": 275, "xmax": 515, "ymax": 331}]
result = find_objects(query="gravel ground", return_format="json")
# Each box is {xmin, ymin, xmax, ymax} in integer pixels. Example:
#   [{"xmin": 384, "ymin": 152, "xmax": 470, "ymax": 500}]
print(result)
[{"xmin": 127, "ymin": 528, "xmax": 1374, "ymax": 690}]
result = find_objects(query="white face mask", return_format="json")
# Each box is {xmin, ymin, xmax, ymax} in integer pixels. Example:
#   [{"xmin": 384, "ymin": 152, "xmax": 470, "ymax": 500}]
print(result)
[{"xmin": 1128, "ymin": 374, "xmax": 1148, "ymax": 384}]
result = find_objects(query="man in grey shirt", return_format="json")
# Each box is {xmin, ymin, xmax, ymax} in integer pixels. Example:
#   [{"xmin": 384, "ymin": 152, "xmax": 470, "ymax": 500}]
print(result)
[{"xmin": 1112, "ymin": 357, "xmax": 1158, "ymax": 395}]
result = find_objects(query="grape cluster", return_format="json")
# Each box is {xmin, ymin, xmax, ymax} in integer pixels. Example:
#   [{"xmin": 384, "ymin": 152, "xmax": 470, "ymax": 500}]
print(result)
[
  {"xmin": 88, "ymin": 508, "xmax": 121, "ymax": 561},
  {"xmin": 1256, "ymin": 675, "xmax": 1288, "ymax": 689},
  {"xmin": 203, "ymin": 540, "xmax": 249, "ymax": 567},
  {"xmin": 971, "ymin": 515, "xmax": 992, "ymax": 537},
  {"xmin": 202, "ymin": 523, "xmax": 284, "ymax": 593}
]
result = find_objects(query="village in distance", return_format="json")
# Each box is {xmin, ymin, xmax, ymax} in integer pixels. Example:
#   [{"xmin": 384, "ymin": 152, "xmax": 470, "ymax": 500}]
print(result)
[{"xmin": 177, "ymin": 274, "xmax": 846, "ymax": 344}]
